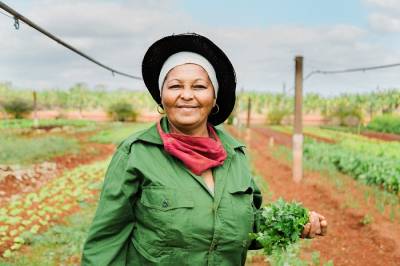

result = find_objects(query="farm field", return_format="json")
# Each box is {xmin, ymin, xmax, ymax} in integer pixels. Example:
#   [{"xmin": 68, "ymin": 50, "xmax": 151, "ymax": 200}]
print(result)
[
  {"xmin": 1, "ymin": 1, "xmax": 400, "ymax": 264},
  {"xmin": 0, "ymin": 114, "xmax": 399, "ymax": 265},
  {"xmin": 0, "ymin": 120, "xmax": 147, "ymax": 264},
  {"xmin": 234, "ymin": 125, "xmax": 400, "ymax": 265}
]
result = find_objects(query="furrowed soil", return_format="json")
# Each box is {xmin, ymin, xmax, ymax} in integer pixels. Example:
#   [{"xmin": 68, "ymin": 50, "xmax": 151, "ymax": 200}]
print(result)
[
  {"xmin": 361, "ymin": 131, "xmax": 400, "ymax": 142},
  {"xmin": 0, "ymin": 130, "xmax": 114, "ymax": 204},
  {"xmin": 228, "ymin": 126, "xmax": 400, "ymax": 266}
]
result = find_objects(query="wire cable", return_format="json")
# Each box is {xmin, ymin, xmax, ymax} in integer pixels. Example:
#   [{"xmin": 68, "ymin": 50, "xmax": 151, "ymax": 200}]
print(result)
[
  {"xmin": 0, "ymin": 8, "xmax": 12, "ymax": 18},
  {"xmin": 304, "ymin": 62, "xmax": 400, "ymax": 81},
  {"xmin": 0, "ymin": 1, "xmax": 142, "ymax": 80}
]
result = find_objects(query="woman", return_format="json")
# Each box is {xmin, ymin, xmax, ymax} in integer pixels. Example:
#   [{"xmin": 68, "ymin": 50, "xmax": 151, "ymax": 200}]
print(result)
[{"xmin": 81, "ymin": 33, "xmax": 327, "ymax": 266}]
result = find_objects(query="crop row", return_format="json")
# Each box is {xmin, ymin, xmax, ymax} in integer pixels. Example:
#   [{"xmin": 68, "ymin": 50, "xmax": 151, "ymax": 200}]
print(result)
[
  {"xmin": 0, "ymin": 161, "xmax": 107, "ymax": 258},
  {"xmin": 303, "ymin": 139, "xmax": 400, "ymax": 194},
  {"xmin": 0, "ymin": 119, "xmax": 97, "ymax": 129},
  {"xmin": 271, "ymin": 126, "xmax": 400, "ymax": 160}
]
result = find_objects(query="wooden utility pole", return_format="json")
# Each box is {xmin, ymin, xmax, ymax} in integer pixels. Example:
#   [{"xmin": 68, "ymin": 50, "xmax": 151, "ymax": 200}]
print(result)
[
  {"xmin": 293, "ymin": 56, "xmax": 303, "ymax": 183},
  {"xmin": 246, "ymin": 97, "xmax": 251, "ymax": 128},
  {"xmin": 33, "ymin": 91, "xmax": 39, "ymax": 128}
]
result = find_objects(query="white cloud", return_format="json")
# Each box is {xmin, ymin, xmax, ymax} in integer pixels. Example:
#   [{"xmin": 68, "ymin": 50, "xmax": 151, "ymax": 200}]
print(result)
[
  {"xmin": 0, "ymin": 1, "xmax": 399, "ymax": 95},
  {"xmin": 369, "ymin": 13, "xmax": 400, "ymax": 32},
  {"xmin": 364, "ymin": 0, "xmax": 400, "ymax": 32},
  {"xmin": 365, "ymin": 0, "xmax": 400, "ymax": 12}
]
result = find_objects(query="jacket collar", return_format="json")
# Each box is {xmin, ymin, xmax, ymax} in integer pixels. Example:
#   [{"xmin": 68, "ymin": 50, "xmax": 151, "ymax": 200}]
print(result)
[{"xmin": 136, "ymin": 117, "xmax": 245, "ymax": 153}]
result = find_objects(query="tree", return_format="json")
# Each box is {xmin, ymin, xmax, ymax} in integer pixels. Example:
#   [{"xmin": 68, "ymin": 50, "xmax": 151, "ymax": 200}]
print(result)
[{"xmin": 3, "ymin": 98, "xmax": 33, "ymax": 119}]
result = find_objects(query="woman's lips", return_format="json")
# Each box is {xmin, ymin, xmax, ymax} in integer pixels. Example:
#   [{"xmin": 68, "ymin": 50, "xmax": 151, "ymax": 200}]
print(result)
[{"xmin": 177, "ymin": 105, "xmax": 198, "ymax": 108}]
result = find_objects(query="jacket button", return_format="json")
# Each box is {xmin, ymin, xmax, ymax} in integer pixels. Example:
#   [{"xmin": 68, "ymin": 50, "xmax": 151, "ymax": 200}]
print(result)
[{"xmin": 162, "ymin": 199, "xmax": 168, "ymax": 208}]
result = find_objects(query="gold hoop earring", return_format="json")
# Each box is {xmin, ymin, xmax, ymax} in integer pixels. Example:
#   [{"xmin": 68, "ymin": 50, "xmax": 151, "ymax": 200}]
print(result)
[
  {"xmin": 157, "ymin": 104, "xmax": 165, "ymax": 114},
  {"xmin": 211, "ymin": 104, "xmax": 219, "ymax": 115}
]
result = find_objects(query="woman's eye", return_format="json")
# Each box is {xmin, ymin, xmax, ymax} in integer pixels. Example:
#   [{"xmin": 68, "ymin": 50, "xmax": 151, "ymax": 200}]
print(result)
[
  {"xmin": 193, "ymin": 85, "xmax": 207, "ymax": 90},
  {"xmin": 168, "ymin": 84, "xmax": 181, "ymax": 89}
]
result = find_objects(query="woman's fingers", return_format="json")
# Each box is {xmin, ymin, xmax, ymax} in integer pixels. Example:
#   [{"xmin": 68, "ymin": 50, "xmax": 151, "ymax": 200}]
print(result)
[
  {"xmin": 309, "ymin": 211, "xmax": 321, "ymax": 237},
  {"xmin": 301, "ymin": 222, "xmax": 311, "ymax": 238},
  {"xmin": 320, "ymin": 218, "xmax": 328, "ymax": 236},
  {"xmin": 302, "ymin": 211, "xmax": 328, "ymax": 238}
]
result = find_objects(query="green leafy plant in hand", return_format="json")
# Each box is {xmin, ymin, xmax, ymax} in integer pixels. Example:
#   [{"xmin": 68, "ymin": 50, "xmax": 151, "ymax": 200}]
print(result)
[{"xmin": 251, "ymin": 198, "xmax": 309, "ymax": 255}]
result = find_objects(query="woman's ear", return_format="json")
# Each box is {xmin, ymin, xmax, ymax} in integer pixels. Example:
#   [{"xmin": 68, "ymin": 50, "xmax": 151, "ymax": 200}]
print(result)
[{"xmin": 213, "ymin": 98, "xmax": 217, "ymax": 107}]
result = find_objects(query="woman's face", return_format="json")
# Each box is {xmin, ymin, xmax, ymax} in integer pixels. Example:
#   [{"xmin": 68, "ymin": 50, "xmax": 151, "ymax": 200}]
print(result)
[{"xmin": 161, "ymin": 63, "xmax": 216, "ymax": 133}]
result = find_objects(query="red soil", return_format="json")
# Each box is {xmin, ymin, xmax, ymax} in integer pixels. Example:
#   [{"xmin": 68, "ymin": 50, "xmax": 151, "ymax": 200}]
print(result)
[
  {"xmin": 229, "ymin": 126, "xmax": 400, "ymax": 266},
  {"xmin": 0, "ymin": 136, "xmax": 114, "ymax": 204},
  {"xmin": 361, "ymin": 131, "xmax": 400, "ymax": 142},
  {"xmin": 0, "ymin": 130, "xmax": 115, "ymax": 255}
]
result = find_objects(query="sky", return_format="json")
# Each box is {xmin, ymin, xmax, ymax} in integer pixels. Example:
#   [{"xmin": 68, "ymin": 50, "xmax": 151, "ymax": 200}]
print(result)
[{"xmin": 1, "ymin": 0, "xmax": 400, "ymax": 96}]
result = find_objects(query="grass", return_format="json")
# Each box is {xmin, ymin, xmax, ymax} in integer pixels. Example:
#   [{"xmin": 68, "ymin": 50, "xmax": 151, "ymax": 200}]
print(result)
[
  {"xmin": 0, "ymin": 119, "xmax": 97, "ymax": 129},
  {"xmin": 90, "ymin": 122, "xmax": 152, "ymax": 144},
  {"xmin": 0, "ymin": 134, "xmax": 79, "ymax": 165}
]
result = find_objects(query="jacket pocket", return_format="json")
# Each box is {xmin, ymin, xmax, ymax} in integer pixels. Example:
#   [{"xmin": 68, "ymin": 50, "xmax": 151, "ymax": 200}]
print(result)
[
  {"xmin": 220, "ymin": 183, "xmax": 255, "ymax": 243},
  {"xmin": 140, "ymin": 186, "xmax": 194, "ymax": 211},
  {"xmin": 137, "ymin": 186, "xmax": 194, "ymax": 248},
  {"xmin": 229, "ymin": 184, "xmax": 254, "ymax": 217}
]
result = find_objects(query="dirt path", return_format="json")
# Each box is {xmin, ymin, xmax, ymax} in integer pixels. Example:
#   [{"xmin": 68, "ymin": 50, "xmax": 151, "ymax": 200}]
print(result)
[
  {"xmin": 229, "ymin": 126, "xmax": 400, "ymax": 266},
  {"xmin": 361, "ymin": 131, "xmax": 400, "ymax": 142}
]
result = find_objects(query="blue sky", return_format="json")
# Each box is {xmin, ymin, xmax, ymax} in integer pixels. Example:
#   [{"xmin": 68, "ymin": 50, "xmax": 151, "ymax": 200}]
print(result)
[
  {"xmin": 1, "ymin": 0, "xmax": 400, "ymax": 95},
  {"xmin": 182, "ymin": 0, "xmax": 368, "ymax": 28}
]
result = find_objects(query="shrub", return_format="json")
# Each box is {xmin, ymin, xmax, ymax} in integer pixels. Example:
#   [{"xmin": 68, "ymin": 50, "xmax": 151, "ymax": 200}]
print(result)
[
  {"xmin": 3, "ymin": 99, "xmax": 33, "ymax": 119},
  {"xmin": 367, "ymin": 114, "xmax": 400, "ymax": 134},
  {"xmin": 267, "ymin": 107, "xmax": 291, "ymax": 125},
  {"xmin": 328, "ymin": 102, "xmax": 363, "ymax": 126},
  {"xmin": 107, "ymin": 102, "xmax": 138, "ymax": 122}
]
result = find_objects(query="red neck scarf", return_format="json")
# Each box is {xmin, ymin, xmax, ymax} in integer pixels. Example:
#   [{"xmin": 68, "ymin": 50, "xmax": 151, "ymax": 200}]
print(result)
[{"xmin": 157, "ymin": 119, "xmax": 227, "ymax": 175}]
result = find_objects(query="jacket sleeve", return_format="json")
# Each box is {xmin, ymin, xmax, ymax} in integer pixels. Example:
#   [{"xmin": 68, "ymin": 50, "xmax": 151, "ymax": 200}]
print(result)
[
  {"xmin": 81, "ymin": 148, "xmax": 140, "ymax": 266},
  {"xmin": 248, "ymin": 177, "xmax": 264, "ymax": 250}
]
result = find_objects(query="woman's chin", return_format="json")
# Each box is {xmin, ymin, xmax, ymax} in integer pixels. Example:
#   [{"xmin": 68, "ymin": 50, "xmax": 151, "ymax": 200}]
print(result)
[{"xmin": 170, "ymin": 116, "xmax": 204, "ymax": 128}]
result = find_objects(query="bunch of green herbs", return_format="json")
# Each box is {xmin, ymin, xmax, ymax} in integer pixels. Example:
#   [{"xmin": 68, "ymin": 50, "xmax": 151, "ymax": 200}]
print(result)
[{"xmin": 251, "ymin": 198, "xmax": 309, "ymax": 255}]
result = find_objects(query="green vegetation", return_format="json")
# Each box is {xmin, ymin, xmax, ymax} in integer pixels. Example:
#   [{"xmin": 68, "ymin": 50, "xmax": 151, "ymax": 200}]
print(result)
[
  {"xmin": 90, "ymin": 122, "xmax": 151, "ymax": 144},
  {"xmin": 303, "ymin": 139, "xmax": 400, "ymax": 194},
  {"xmin": 265, "ymin": 93, "xmax": 292, "ymax": 125},
  {"xmin": 0, "ymin": 82, "xmax": 156, "ymax": 112},
  {"xmin": 266, "ymin": 242, "xmax": 334, "ymax": 266},
  {"xmin": 267, "ymin": 108, "xmax": 291, "ymax": 125},
  {"xmin": 322, "ymin": 98, "xmax": 363, "ymax": 126},
  {"xmin": 367, "ymin": 114, "xmax": 400, "ymax": 134},
  {"xmin": 251, "ymin": 199, "xmax": 309, "ymax": 255},
  {"xmin": 0, "ymin": 135, "xmax": 79, "ymax": 165},
  {"xmin": 0, "ymin": 119, "xmax": 97, "ymax": 129},
  {"xmin": 269, "ymin": 125, "xmax": 400, "ymax": 194},
  {"xmin": 2, "ymin": 99, "xmax": 33, "ymax": 119},
  {"xmin": 0, "ymin": 204, "xmax": 96, "ymax": 266},
  {"xmin": 107, "ymin": 101, "xmax": 138, "ymax": 122},
  {"xmin": 0, "ymin": 161, "xmax": 107, "ymax": 262}
]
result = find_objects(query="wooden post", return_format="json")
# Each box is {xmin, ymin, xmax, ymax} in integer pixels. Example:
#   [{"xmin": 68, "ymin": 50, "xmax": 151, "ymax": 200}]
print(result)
[
  {"xmin": 246, "ymin": 97, "xmax": 251, "ymax": 128},
  {"xmin": 293, "ymin": 56, "xmax": 303, "ymax": 183},
  {"xmin": 33, "ymin": 91, "xmax": 39, "ymax": 128}
]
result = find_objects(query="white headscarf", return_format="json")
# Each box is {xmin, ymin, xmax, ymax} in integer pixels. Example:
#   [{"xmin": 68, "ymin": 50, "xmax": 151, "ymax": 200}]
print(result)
[{"xmin": 158, "ymin": 51, "xmax": 219, "ymax": 98}]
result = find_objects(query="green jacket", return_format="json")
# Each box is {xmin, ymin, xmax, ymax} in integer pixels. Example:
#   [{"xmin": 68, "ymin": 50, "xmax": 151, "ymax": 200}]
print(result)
[{"xmin": 82, "ymin": 118, "xmax": 263, "ymax": 266}]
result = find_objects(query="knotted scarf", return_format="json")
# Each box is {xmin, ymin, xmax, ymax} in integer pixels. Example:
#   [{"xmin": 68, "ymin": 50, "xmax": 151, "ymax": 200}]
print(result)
[{"xmin": 157, "ymin": 119, "xmax": 227, "ymax": 175}]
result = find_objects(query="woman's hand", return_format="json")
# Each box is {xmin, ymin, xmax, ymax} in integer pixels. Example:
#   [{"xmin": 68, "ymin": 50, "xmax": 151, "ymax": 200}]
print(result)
[{"xmin": 301, "ymin": 211, "xmax": 328, "ymax": 238}]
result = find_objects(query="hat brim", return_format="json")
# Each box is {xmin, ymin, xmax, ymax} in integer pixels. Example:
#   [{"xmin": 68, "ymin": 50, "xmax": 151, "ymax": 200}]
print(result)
[{"xmin": 142, "ymin": 33, "xmax": 236, "ymax": 126}]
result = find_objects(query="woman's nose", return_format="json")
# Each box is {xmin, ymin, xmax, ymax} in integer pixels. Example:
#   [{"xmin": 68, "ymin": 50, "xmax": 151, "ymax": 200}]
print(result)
[{"xmin": 180, "ymin": 86, "xmax": 194, "ymax": 99}]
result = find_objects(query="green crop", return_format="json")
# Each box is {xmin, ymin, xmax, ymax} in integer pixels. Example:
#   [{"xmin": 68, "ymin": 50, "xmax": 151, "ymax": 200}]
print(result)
[
  {"xmin": 304, "ymin": 139, "xmax": 400, "ymax": 194},
  {"xmin": 251, "ymin": 198, "xmax": 309, "ymax": 255}
]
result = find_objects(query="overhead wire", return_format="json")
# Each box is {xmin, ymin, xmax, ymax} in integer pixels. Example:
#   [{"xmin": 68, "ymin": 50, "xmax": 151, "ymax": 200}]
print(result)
[
  {"xmin": 304, "ymin": 62, "xmax": 400, "ymax": 81},
  {"xmin": 0, "ymin": 8, "xmax": 12, "ymax": 19},
  {"xmin": 0, "ymin": 1, "xmax": 142, "ymax": 80}
]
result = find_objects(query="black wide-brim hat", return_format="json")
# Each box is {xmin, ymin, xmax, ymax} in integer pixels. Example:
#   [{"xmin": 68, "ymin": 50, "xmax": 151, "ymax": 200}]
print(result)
[{"xmin": 142, "ymin": 33, "xmax": 236, "ymax": 125}]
